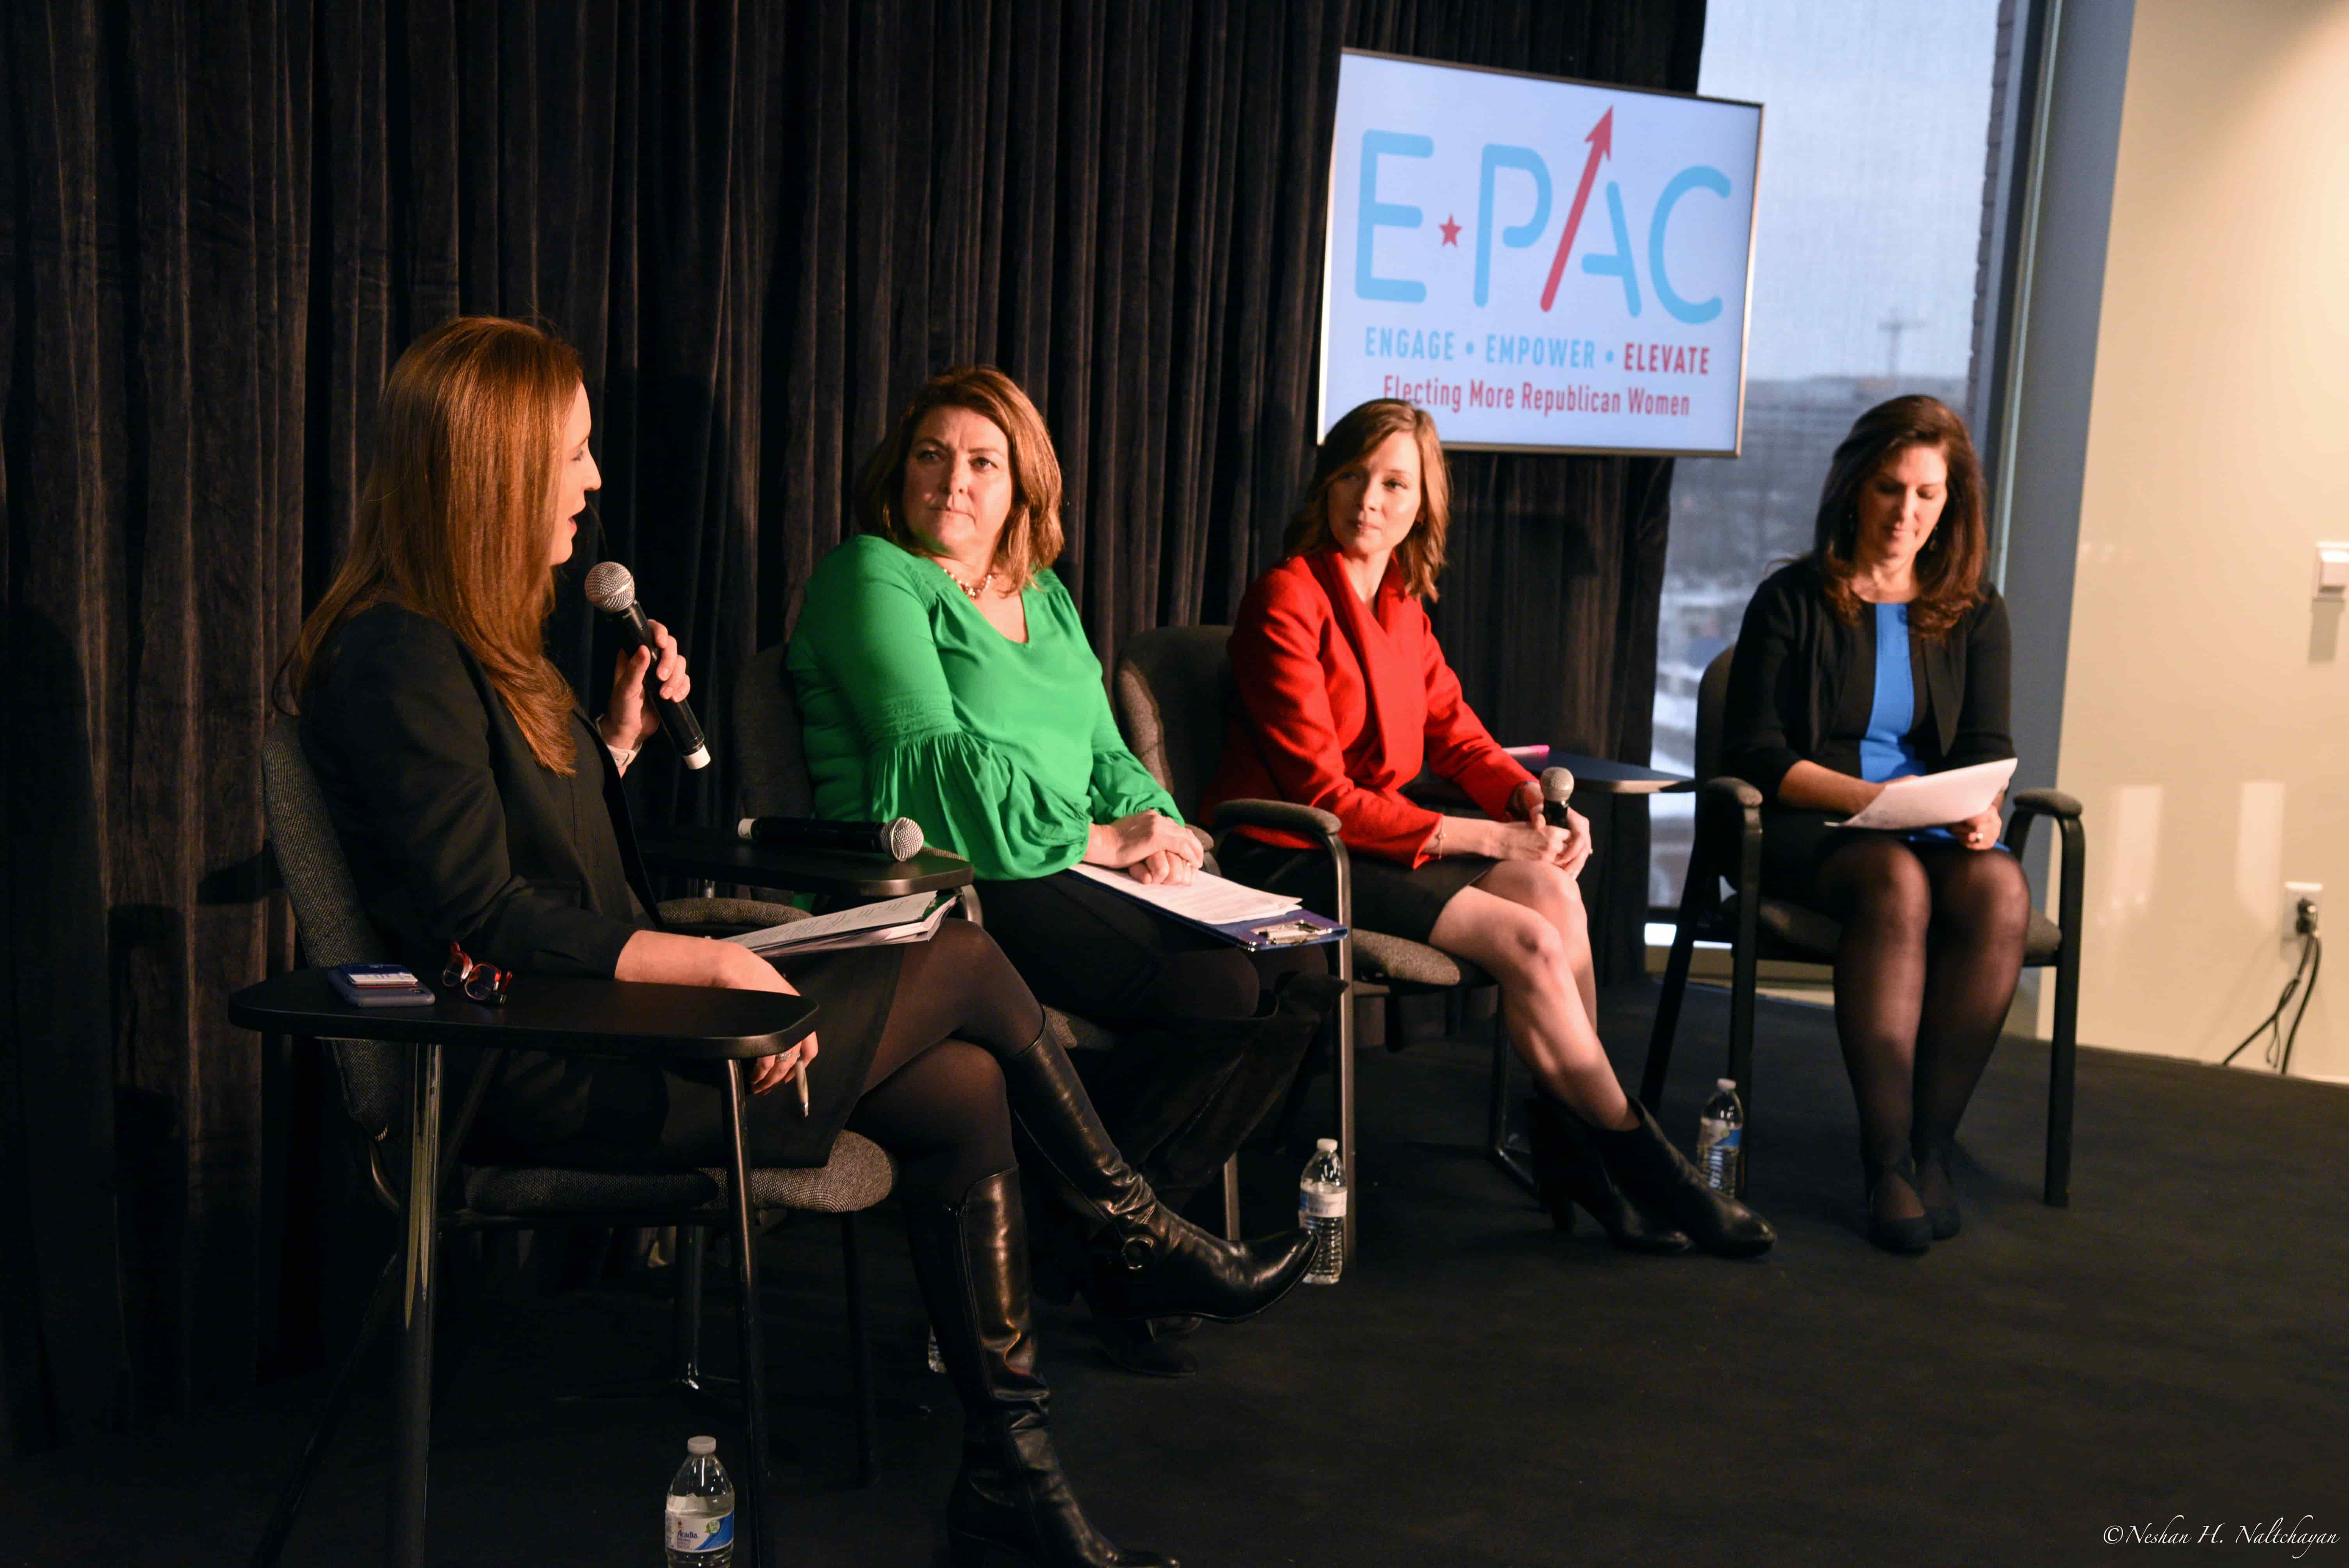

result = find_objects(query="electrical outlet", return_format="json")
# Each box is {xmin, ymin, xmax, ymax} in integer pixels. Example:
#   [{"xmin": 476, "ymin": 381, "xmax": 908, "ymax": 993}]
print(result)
[{"xmin": 2284, "ymin": 882, "xmax": 2322, "ymax": 944}]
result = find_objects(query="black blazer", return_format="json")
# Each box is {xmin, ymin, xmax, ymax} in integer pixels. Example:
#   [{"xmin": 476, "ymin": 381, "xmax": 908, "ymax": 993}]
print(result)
[
  {"xmin": 1722, "ymin": 559, "xmax": 2014, "ymax": 804},
  {"xmin": 300, "ymin": 603, "xmax": 663, "ymax": 980}
]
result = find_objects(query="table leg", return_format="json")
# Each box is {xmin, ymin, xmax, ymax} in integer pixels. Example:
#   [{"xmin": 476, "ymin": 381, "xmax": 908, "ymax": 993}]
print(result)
[
  {"xmin": 388, "ymin": 1042, "xmax": 441, "ymax": 1568},
  {"xmin": 725, "ymin": 1062, "xmax": 774, "ymax": 1568}
]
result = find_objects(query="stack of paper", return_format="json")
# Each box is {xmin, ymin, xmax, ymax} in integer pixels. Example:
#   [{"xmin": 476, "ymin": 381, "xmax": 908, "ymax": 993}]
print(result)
[
  {"xmin": 1832, "ymin": 759, "xmax": 2018, "ymax": 831},
  {"xmin": 722, "ymin": 892, "xmax": 950, "ymax": 957},
  {"xmin": 1066, "ymin": 863, "xmax": 1302, "ymax": 922}
]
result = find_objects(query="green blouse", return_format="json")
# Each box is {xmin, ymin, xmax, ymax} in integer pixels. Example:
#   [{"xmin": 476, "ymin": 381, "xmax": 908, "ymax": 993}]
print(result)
[{"xmin": 786, "ymin": 535, "xmax": 1180, "ymax": 881}]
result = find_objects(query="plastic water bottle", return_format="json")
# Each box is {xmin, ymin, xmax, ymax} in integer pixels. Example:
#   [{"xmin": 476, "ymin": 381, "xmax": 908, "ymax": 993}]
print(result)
[
  {"xmin": 925, "ymin": 1325, "xmax": 947, "ymax": 1375},
  {"xmin": 664, "ymin": 1435, "xmax": 735, "ymax": 1565},
  {"xmin": 1697, "ymin": 1078, "xmax": 1745, "ymax": 1197},
  {"xmin": 1299, "ymin": 1137, "xmax": 1346, "ymax": 1284}
]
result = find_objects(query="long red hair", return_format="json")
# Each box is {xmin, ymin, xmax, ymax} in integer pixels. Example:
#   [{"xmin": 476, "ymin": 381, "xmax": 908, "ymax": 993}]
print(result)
[{"xmin": 279, "ymin": 317, "xmax": 585, "ymax": 772}]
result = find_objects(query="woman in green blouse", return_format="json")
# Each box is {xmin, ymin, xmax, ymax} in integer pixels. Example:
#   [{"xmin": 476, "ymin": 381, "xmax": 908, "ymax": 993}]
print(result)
[{"xmin": 790, "ymin": 366, "xmax": 1341, "ymax": 1377}]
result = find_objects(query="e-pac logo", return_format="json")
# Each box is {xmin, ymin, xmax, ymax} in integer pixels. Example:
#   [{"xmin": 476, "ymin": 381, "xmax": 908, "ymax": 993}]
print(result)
[{"xmin": 1353, "ymin": 109, "xmax": 1731, "ymax": 324}]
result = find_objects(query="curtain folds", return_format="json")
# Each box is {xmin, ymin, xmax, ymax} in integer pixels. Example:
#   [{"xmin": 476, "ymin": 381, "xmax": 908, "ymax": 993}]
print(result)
[{"xmin": 0, "ymin": 0, "xmax": 1703, "ymax": 1451}]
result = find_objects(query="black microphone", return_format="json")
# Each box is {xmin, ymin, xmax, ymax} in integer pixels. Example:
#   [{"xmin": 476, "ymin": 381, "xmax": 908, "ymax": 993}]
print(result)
[
  {"xmin": 736, "ymin": 816, "xmax": 927, "ymax": 861},
  {"xmin": 1539, "ymin": 766, "xmax": 1577, "ymax": 830},
  {"xmin": 583, "ymin": 561, "xmax": 711, "ymax": 771}
]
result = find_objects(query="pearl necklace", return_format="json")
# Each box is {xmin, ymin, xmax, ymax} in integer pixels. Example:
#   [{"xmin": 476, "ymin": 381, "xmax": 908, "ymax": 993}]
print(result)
[{"xmin": 937, "ymin": 559, "xmax": 995, "ymax": 602}]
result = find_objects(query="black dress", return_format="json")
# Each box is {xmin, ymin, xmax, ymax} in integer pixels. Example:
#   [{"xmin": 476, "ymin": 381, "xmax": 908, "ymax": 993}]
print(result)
[
  {"xmin": 1720, "ymin": 561, "xmax": 2015, "ymax": 904},
  {"xmin": 301, "ymin": 603, "xmax": 894, "ymax": 1168}
]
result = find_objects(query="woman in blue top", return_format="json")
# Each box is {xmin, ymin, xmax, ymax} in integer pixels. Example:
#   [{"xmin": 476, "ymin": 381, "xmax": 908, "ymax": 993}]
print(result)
[{"xmin": 1720, "ymin": 396, "xmax": 2029, "ymax": 1254}]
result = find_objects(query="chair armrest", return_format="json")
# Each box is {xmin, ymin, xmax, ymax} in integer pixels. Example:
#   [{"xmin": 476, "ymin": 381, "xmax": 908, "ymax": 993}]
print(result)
[
  {"xmin": 2005, "ymin": 791, "xmax": 2086, "ymax": 935},
  {"xmin": 637, "ymin": 825, "xmax": 974, "ymax": 899},
  {"xmin": 1209, "ymin": 799, "xmax": 1343, "ymax": 839},
  {"xmin": 2010, "ymin": 788, "xmax": 2083, "ymax": 821},
  {"xmin": 658, "ymin": 896, "xmax": 805, "ymax": 932},
  {"xmin": 1695, "ymin": 776, "xmax": 1765, "ymax": 908},
  {"xmin": 1207, "ymin": 799, "xmax": 1352, "ymax": 931}
]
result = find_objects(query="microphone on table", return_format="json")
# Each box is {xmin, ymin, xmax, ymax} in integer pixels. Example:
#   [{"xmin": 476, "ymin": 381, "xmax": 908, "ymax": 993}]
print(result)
[
  {"xmin": 736, "ymin": 815, "xmax": 926, "ymax": 861},
  {"xmin": 1539, "ymin": 766, "xmax": 1578, "ymax": 830},
  {"xmin": 583, "ymin": 561, "xmax": 711, "ymax": 770}
]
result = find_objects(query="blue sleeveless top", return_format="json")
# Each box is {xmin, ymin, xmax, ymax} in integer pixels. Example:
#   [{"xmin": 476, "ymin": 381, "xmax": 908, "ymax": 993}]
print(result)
[{"xmin": 1859, "ymin": 602, "xmax": 1922, "ymax": 784}]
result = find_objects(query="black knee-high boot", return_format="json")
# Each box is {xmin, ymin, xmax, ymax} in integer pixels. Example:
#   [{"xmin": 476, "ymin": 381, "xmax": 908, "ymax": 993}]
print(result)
[
  {"xmin": 998, "ymin": 1025, "xmax": 1314, "ymax": 1324},
  {"xmin": 903, "ymin": 1171, "xmax": 1174, "ymax": 1568}
]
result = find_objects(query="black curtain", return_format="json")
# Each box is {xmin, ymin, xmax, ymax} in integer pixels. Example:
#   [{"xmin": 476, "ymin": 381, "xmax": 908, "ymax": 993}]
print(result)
[{"xmin": 0, "ymin": 0, "xmax": 1703, "ymax": 1452}]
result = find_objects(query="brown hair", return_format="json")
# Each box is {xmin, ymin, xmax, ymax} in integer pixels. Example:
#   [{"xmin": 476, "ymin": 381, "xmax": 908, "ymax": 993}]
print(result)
[
  {"xmin": 1810, "ymin": 394, "xmax": 1988, "ymax": 640},
  {"xmin": 855, "ymin": 365, "xmax": 1065, "ymax": 592},
  {"xmin": 278, "ymin": 316, "xmax": 586, "ymax": 772},
  {"xmin": 1281, "ymin": 399, "xmax": 1453, "ymax": 599}
]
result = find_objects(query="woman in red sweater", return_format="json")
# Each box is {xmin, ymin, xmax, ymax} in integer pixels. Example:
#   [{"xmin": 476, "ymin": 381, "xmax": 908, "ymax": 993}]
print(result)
[{"xmin": 1207, "ymin": 399, "xmax": 1773, "ymax": 1257}]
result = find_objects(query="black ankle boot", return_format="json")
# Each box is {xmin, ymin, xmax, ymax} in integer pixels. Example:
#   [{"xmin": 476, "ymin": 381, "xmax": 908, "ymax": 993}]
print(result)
[
  {"xmin": 1910, "ymin": 1142, "xmax": 1961, "ymax": 1240},
  {"xmin": 1524, "ymin": 1096, "xmax": 1691, "ymax": 1254},
  {"xmin": 1591, "ymin": 1103, "xmax": 1777, "ymax": 1257},
  {"xmin": 999, "ymin": 1024, "xmax": 1314, "ymax": 1324},
  {"xmin": 902, "ymin": 1171, "xmax": 1176, "ymax": 1568},
  {"xmin": 1865, "ymin": 1157, "xmax": 1936, "ymax": 1255}
]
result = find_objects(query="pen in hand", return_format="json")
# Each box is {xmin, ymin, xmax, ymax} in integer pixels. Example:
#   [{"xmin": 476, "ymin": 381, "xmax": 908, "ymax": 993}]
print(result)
[{"xmin": 797, "ymin": 1051, "xmax": 811, "ymax": 1118}]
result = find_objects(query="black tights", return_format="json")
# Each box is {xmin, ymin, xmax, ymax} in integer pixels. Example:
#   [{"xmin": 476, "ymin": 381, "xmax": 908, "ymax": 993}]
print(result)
[
  {"xmin": 1814, "ymin": 838, "xmax": 2030, "ymax": 1221},
  {"xmin": 840, "ymin": 920, "xmax": 1047, "ymax": 1205}
]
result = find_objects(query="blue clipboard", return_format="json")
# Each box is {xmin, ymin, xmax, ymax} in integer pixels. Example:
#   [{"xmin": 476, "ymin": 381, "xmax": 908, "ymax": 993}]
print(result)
[{"xmin": 1171, "ymin": 907, "xmax": 1348, "ymax": 951}]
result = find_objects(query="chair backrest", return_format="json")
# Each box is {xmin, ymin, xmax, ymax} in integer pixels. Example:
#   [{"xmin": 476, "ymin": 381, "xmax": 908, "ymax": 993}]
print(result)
[
  {"xmin": 259, "ymin": 724, "xmax": 405, "ymax": 1138},
  {"xmin": 734, "ymin": 644, "xmax": 816, "ymax": 819},
  {"xmin": 1693, "ymin": 643, "xmax": 1738, "ymax": 784},
  {"xmin": 1112, "ymin": 625, "xmax": 1238, "ymax": 818}
]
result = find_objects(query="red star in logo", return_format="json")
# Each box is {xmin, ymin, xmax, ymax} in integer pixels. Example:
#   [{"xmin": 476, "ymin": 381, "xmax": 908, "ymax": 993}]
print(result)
[{"xmin": 1439, "ymin": 214, "xmax": 1461, "ymax": 247}]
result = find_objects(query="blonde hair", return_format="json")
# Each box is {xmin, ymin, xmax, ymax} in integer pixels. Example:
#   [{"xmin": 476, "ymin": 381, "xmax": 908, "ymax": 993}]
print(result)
[
  {"xmin": 855, "ymin": 365, "xmax": 1065, "ymax": 592},
  {"xmin": 279, "ymin": 316, "xmax": 585, "ymax": 772},
  {"xmin": 1281, "ymin": 399, "xmax": 1453, "ymax": 600}
]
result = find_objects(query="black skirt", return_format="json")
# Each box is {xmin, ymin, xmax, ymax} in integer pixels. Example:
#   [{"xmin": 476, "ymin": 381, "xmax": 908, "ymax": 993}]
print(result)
[
  {"xmin": 1217, "ymin": 833, "xmax": 1497, "ymax": 945},
  {"xmin": 464, "ymin": 943, "xmax": 903, "ymax": 1172}
]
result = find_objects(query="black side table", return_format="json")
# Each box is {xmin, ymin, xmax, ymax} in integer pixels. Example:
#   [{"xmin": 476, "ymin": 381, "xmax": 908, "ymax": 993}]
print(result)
[{"xmin": 227, "ymin": 970, "xmax": 818, "ymax": 1568}]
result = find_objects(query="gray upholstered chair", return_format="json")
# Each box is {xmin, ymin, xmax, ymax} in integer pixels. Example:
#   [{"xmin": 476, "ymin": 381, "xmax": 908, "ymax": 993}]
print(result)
[
  {"xmin": 1111, "ymin": 626, "xmax": 1535, "ymax": 1242},
  {"xmin": 1640, "ymin": 643, "xmax": 2085, "ymax": 1203},
  {"xmin": 734, "ymin": 644, "xmax": 1245, "ymax": 1240},
  {"xmin": 251, "ymin": 725, "xmax": 894, "ymax": 1564}
]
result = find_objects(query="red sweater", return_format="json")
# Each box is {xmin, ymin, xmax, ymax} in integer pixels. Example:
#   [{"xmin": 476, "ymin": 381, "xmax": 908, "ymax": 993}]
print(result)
[{"xmin": 1205, "ymin": 551, "xmax": 1533, "ymax": 866}]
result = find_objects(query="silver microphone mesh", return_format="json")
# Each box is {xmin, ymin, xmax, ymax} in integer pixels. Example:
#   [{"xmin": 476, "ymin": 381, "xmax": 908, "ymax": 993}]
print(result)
[
  {"xmin": 583, "ymin": 560, "xmax": 637, "ymax": 614},
  {"xmin": 1539, "ymin": 766, "xmax": 1576, "ymax": 805},
  {"xmin": 884, "ymin": 817, "xmax": 926, "ymax": 860}
]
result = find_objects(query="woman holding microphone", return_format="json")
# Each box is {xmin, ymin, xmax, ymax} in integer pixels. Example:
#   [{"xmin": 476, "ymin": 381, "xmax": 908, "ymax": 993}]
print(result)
[
  {"xmin": 288, "ymin": 316, "xmax": 1287, "ymax": 1566},
  {"xmin": 788, "ymin": 366, "xmax": 1333, "ymax": 1376},
  {"xmin": 1720, "ymin": 394, "xmax": 2027, "ymax": 1253},
  {"xmin": 1207, "ymin": 397, "xmax": 1774, "ymax": 1258}
]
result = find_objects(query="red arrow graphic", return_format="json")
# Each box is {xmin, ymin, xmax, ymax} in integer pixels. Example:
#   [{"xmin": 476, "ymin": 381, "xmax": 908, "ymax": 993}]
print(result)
[{"xmin": 1539, "ymin": 107, "xmax": 1614, "ymax": 312}]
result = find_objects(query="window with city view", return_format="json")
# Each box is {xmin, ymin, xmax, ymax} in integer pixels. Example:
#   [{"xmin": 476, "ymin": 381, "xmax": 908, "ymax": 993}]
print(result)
[{"xmin": 1650, "ymin": 0, "xmax": 2008, "ymax": 914}]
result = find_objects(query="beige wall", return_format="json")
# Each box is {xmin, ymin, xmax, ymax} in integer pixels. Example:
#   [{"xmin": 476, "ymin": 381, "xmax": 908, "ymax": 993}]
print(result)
[{"xmin": 2052, "ymin": 0, "xmax": 2349, "ymax": 1078}]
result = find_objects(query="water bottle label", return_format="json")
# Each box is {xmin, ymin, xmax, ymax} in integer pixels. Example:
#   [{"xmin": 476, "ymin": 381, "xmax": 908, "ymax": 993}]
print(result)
[
  {"xmin": 1299, "ymin": 1187, "xmax": 1346, "ymax": 1219},
  {"xmin": 667, "ymin": 1509, "xmax": 735, "ymax": 1553},
  {"xmin": 1698, "ymin": 1121, "xmax": 1739, "ymax": 1153}
]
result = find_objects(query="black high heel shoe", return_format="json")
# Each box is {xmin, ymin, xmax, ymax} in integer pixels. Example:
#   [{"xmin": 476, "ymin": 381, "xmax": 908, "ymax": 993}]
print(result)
[
  {"xmin": 1588, "ymin": 1103, "xmax": 1777, "ymax": 1257},
  {"xmin": 998, "ymin": 1023, "xmax": 1314, "ymax": 1324},
  {"xmin": 1911, "ymin": 1143, "xmax": 1961, "ymax": 1240},
  {"xmin": 1864, "ymin": 1158, "xmax": 1935, "ymax": 1255},
  {"xmin": 1524, "ymin": 1095, "xmax": 1691, "ymax": 1254}
]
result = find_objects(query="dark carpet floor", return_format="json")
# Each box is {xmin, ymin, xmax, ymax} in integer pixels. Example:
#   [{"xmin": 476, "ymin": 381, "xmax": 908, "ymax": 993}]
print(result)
[{"xmin": 4, "ymin": 982, "xmax": 2345, "ymax": 1567}]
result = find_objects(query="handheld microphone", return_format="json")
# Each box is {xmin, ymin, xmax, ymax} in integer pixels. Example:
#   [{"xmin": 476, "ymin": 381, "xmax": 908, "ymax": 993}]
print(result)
[
  {"xmin": 1539, "ymin": 766, "xmax": 1578, "ymax": 830},
  {"xmin": 583, "ymin": 561, "xmax": 711, "ymax": 770},
  {"xmin": 736, "ymin": 816, "xmax": 926, "ymax": 861}
]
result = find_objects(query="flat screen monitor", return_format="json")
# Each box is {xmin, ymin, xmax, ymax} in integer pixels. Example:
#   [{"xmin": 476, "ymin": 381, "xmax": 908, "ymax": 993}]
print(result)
[{"xmin": 1320, "ymin": 50, "xmax": 1763, "ymax": 456}]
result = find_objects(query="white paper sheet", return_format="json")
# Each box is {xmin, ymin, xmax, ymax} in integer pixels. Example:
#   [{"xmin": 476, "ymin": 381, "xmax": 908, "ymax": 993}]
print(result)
[
  {"xmin": 1832, "ymin": 758, "xmax": 2018, "ymax": 831},
  {"xmin": 722, "ymin": 892, "xmax": 944, "ymax": 954},
  {"xmin": 1066, "ymin": 862, "xmax": 1301, "ymax": 925}
]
